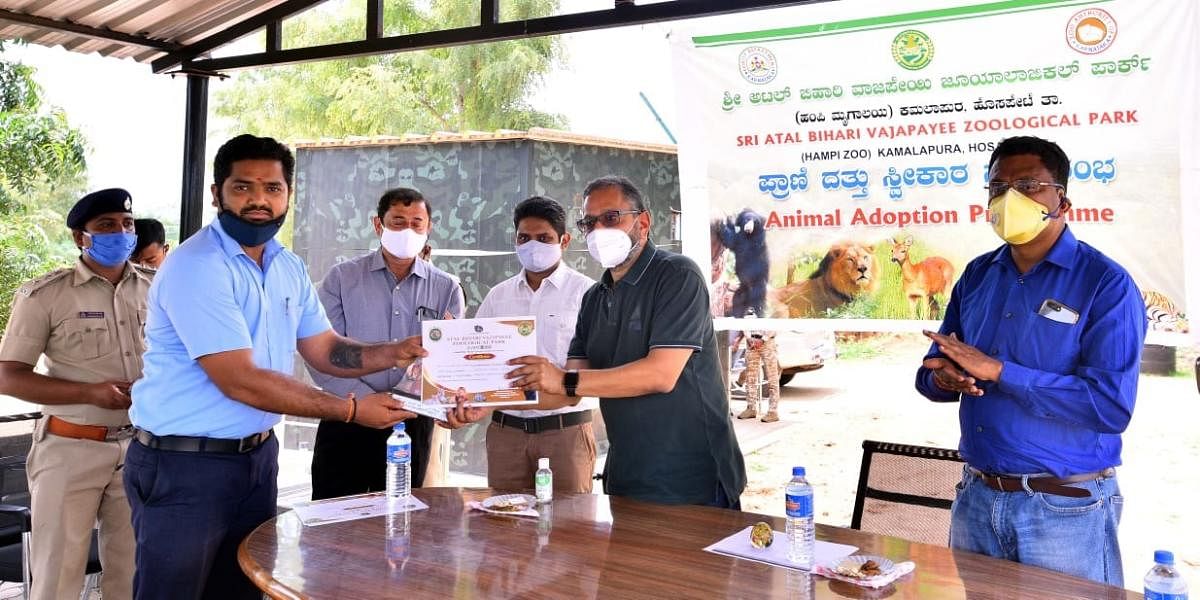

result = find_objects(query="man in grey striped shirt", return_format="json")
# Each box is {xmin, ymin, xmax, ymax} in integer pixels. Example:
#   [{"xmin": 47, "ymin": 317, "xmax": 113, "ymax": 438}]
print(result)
[{"xmin": 307, "ymin": 187, "xmax": 465, "ymax": 499}]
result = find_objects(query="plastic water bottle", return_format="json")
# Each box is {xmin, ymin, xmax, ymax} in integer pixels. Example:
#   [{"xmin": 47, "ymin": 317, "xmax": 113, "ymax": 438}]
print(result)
[
  {"xmin": 386, "ymin": 423, "xmax": 412, "ymax": 506},
  {"xmin": 1145, "ymin": 550, "xmax": 1189, "ymax": 599},
  {"xmin": 535, "ymin": 457, "xmax": 553, "ymax": 504},
  {"xmin": 785, "ymin": 466, "xmax": 815, "ymax": 568}
]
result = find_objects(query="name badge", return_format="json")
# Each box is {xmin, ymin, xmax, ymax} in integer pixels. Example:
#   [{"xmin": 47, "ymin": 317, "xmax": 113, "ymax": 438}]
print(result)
[
  {"xmin": 77, "ymin": 311, "xmax": 105, "ymax": 319},
  {"xmin": 1037, "ymin": 299, "xmax": 1079, "ymax": 325}
]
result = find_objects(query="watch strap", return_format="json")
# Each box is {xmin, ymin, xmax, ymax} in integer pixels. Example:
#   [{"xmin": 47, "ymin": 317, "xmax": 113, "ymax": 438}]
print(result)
[{"xmin": 563, "ymin": 370, "xmax": 579, "ymax": 397}]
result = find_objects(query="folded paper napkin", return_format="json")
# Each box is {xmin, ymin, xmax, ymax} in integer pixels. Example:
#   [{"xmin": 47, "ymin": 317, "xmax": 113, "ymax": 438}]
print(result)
[
  {"xmin": 813, "ymin": 560, "xmax": 916, "ymax": 588},
  {"xmin": 467, "ymin": 500, "xmax": 539, "ymax": 518}
]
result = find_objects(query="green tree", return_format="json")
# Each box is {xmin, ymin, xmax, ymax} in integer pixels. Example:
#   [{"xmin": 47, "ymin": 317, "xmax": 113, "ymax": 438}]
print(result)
[
  {"xmin": 0, "ymin": 42, "xmax": 88, "ymax": 333},
  {"xmin": 215, "ymin": 0, "xmax": 565, "ymax": 139}
]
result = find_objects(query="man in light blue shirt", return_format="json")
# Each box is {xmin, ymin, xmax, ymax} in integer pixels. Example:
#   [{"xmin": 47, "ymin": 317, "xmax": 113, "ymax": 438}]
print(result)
[{"xmin": 126, "ymin": 134, "xmax": 478, "ymax": 599}]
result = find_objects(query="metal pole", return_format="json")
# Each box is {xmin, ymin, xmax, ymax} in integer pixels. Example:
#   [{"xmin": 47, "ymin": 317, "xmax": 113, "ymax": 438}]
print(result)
[
  {"xmin": 639, "ymin": 91, "xmax": 677, "ymax": 145},
  {"xmin": 179, "ymin": 74, "xmax": 209, "ymax": 241}
]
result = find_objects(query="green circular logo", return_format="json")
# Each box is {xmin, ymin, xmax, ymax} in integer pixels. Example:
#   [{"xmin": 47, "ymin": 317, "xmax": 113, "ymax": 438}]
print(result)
[
  {"xmin": 892, "ymin": 30, "xmax": 934, "ymax": 71},
  {"xmin": 429, "ymin": 328, "xmax": 442, "ymax": 341},
  {"xmin": 518, "ymin": 322, "xmax": 533, "ymax": 336}
]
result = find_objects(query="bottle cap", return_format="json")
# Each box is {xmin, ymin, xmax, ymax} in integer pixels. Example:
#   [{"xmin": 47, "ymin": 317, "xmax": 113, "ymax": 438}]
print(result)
[
  {"xmin": 1154, "ymin": 550, "xmax": 1175, "ymax": 565},
  {"xmin": 792, "ymin": 466, "xmax": 806, "ymax": 477},
  {"xmin": 393, "ymin": 422, "xmax": 406, "ymax": 432},
  {"xmin": 538, "ymin": 457, "xmax": 550, "ymax": 469}
]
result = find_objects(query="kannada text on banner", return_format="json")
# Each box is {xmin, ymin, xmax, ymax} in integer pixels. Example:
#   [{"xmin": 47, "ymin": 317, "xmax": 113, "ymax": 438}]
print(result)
[{"xmin": 674, "ymin": 0, "xmax": 1198, "ymax": 340}]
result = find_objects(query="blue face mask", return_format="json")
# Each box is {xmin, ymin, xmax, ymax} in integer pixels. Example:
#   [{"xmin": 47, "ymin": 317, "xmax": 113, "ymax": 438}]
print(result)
[
  {"xmin": 83, "ymin": 232, "xmax": 137, "ymax": 267},
  {"xmin": 218, "ymin": 209, "xmax": 286, "ymax": 247}
]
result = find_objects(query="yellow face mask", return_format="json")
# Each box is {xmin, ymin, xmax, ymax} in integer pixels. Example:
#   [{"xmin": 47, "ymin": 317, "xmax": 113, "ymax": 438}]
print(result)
[{"xmin": 988, "ymin": 189, "xmax": 1058, "ymax": 245}]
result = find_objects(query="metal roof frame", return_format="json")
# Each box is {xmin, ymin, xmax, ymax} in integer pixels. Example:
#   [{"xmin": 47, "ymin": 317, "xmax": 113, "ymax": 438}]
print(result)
[
  {"xmin": 0, "ymin": 0, "xmax": 833, "ymax": 238},
  {"xmin": 0, "ymin": 8, "xmax": 179, "ymax": 52},
  {"xmin": 159, "ymin": 0, "xmax": 828, "ymax": 74}
]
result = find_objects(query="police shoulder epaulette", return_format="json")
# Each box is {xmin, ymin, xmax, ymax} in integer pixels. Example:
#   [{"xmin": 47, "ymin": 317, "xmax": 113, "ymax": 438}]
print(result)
[
  {"xmin": 132, "ymin": 263, "xmax": 158, "ymax": 278},
  {"xmin": 16, "ymin": 268, "xmax": 72, "ymax": 297}
]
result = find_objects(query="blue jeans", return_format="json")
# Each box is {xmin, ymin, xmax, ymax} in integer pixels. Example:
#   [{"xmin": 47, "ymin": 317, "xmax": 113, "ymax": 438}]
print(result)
[
  {"xmin": 949, "ymin": 465, "xmax": 1124, "ymax": 587},
  {"xmin": 123, "ymin": 436, "xmax": 279, "ymax": 600}
]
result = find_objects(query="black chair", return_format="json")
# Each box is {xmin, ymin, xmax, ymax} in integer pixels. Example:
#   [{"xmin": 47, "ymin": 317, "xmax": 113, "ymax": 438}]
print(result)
[
  {"xmin": 850, "ymin": 440, "xmax": 964, "ymax": 546},
  {"xmin": 0, "ymin": 413, "xmax": 101, "ymax": 599}
]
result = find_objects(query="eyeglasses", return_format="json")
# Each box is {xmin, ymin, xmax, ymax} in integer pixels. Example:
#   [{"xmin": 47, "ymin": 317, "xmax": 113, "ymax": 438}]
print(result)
[
  {"xmin": 985, "ymin": 178, "xmax": 1065, "ymax": 199},
  {"xmin": 575, "ymin": 209, "xmax": 643, "ymax": 234}
]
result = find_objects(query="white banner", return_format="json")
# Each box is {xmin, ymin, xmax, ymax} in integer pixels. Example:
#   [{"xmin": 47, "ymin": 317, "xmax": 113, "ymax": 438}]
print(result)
[{"xmin": 673, "ymin": 0, "xmax": 1200, "ymax": 343}]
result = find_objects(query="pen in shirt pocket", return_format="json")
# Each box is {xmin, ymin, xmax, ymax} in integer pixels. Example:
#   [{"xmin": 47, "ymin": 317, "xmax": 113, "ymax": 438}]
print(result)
[{"xmin": 285, "ymin": 297, "xmax": 291, "ymax": 316}]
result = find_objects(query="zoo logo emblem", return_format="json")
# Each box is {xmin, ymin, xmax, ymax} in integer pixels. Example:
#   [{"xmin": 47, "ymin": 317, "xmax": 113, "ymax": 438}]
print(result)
[
  {"xmin": 738, "ymin": 46, "xmax": 778, "ymax": 85},
  {"xmin": 1065, "ymin": 8, "xmax": 1116, "ymax": 55},
  {"xmin": 517, "ymin": 322, "xmax": 533, "ymax": 336},
  {"xmin": 428, "ymin": 328, "xmax": 442, "ymax": 342},
  {"xmin": 474, "ymin": 325, "xmax": 484, "ymax": 333},
  {"xmin": 891, "ymin": 30, "xmax": 934, "ymax": 71}
]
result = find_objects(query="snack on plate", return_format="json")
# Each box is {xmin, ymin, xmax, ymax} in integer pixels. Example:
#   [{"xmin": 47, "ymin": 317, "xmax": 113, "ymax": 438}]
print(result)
[
  {"xmin": 859, "ymin": 560, "xmax": 883, "ymax": 577},
  {"xmin": 490, "ymin": 498, "xmax": 529, "ymax": 512},
  {"xmin": 749, "ymin": 522, "xmax": 774, "ymax": 549},
  {"xmin": 481, "ymin": 493, "xmax": 537, "ymax": 512},
  {"xmin": 835, "ymin": 555, "xmax": 894, "ymax": 579}
]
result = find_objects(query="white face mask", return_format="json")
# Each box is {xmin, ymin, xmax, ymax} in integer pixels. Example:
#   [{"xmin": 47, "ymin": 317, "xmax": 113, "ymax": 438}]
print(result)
[
  {"xmin": 516, "ymin": 240, "xmax": 562, "ymax": 273},
  {"xmin": 380, "ymin": 227, "xmax": 427, "ymax": 259},
  {"xmin": 586, "ymin": 227, "xmax": 635, "ymax": 269}
]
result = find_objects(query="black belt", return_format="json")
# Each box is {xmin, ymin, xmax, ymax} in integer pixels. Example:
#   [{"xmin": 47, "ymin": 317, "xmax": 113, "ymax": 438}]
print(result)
[
  {"xmin": 134, "ymin": 428, "xmax": 274, "ymax": 454},
  {"xmin": 491, "ymin": 410, "xmax": 591, "ymax": 434}
]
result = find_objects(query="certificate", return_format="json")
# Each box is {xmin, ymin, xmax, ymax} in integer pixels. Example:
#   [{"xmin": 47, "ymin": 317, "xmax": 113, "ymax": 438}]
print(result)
[
  {"xmin": 419, "ymin": 316, "xmax": 538, "ymax": 408},
  {"xmin": 291, "ymin": 492, "xmax": 428, "ymax": 527}
]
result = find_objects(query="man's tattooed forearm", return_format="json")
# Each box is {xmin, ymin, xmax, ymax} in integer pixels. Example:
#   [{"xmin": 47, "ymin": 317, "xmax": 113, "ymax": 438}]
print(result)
[{"xmin": 329, "ymin": 342, "xmax": 363, "ymax": 369}]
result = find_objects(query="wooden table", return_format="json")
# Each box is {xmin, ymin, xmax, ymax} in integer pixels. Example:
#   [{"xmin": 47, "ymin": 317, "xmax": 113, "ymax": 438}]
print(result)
[{"xmin": 240, "ymin": 488, "xmax": 1139, "ymax": 599}]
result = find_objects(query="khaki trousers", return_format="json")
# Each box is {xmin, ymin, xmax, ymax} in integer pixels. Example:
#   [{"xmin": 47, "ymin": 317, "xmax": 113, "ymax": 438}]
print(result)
[
  {"xmin": 26, "ymin": 418, "xmax": 134, "ymax": 600},
  {"xmin": 485, "ymin": 420, "xmax": 596, "ymax": 493}
]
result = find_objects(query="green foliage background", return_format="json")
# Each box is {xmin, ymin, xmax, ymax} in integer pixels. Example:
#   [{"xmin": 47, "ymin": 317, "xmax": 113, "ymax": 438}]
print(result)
[
  {"xmin": 0, "ymin": 42, "xmax": 88, "ymax": 334},
  {"xmin": 215, "ymin": 0, "xmax": 565, "ymax": 139}
]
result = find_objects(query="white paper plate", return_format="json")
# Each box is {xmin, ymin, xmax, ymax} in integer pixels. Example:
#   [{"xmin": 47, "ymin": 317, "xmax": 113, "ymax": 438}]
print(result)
[
  {"xmin": 834, "ymin": 555, "xmax": 895, "ymax": 578},
  {"xmin": 481, "ymin": 494, "xmax": 537, "ymax": 513}
]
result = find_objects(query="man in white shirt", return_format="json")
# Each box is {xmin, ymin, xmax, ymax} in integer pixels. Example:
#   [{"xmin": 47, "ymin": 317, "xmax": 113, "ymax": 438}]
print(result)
[{"xmin": 476, "ymin": 196, "xmax": 598, "ymax": 492}]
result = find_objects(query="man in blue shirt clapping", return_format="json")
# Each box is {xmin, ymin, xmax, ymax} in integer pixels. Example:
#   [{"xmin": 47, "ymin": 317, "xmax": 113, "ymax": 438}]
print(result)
[{"xmin": 915, "ymin": 135, "xmax": 1145, "ymax": 587}]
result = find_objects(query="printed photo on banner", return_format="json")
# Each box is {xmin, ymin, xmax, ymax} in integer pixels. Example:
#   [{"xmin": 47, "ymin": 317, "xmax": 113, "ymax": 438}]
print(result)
[{"xmin": 676, "ymin": 0, "xmax": 1197, "ymax": 339}]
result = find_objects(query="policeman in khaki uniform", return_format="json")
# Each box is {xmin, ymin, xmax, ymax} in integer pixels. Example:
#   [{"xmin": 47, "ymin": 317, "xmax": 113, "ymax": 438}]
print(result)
[
  {"xmin": 734, "ymin": 312, "xmax": 780, "ymax": 423},
  {"xmin": 0, "ymin": 188, "xmax": 153, "ymax": 599}
]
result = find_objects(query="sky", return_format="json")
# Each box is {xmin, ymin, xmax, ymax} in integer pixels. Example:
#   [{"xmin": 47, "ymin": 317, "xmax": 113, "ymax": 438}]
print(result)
[{"xmin": 8, "ymin": 1, "xmax": 872, "ymax": 222}]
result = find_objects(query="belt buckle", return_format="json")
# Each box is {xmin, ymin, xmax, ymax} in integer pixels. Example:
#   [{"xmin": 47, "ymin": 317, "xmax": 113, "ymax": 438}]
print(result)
[
  {"xmin": 238, "ymin": 432, "xmax": 262, "ymax": 453},
  {"xmin": 106, "ymin": 425, "xmax": 134, "ymax": 442},
  {"xmin": 524, "ymin": 419, "xmax": 539, "ymax": 434}
]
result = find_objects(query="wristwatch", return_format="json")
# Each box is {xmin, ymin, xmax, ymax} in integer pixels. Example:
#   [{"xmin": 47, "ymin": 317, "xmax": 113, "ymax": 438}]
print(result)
[{"xmin": 563, "ymin": 370, "xmax": 579, "ymax": 397}]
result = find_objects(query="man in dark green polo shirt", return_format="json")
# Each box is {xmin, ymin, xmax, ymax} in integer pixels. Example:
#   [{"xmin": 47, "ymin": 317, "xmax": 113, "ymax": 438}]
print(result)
[{"xmin": 508, "ymin": 175, "xmax": 746, "ymax": 507}]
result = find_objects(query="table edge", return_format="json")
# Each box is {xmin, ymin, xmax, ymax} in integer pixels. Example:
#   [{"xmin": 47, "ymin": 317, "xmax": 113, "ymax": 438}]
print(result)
[{"xmin": 238, "ymin": 532, "xmax": 308, "ymax": 600}]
